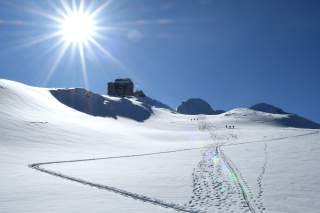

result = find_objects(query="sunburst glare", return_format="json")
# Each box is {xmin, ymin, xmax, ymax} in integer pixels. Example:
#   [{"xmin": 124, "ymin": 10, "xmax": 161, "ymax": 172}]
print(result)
[
  {"xmin": 25, "ymin": 0, "xmax": 122, "ymax": 88},
  {"xmin": 59, "ymin": 11, "xmax": 96, "ymax": 44}
]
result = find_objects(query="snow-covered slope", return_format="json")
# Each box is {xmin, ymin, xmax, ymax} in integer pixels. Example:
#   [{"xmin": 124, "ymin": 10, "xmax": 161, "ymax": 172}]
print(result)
[
  {"xmin": 249, "ymin": 103, "xmax": 320, "ymax": 129},
  {"xmin": 1, "ymin": 79, "xmax": 320, "ymax": 213},
  {"xmin": 0, "ymin": 79, "xmax": 210, "ymax": 213},
  {"xmin": 50, "ymin": 88, "xmax": 173, "ymax": 122}
]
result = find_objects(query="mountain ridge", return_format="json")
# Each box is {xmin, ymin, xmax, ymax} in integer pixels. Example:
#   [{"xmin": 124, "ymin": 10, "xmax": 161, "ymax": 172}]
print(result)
[{"xmin": 0, "ymin": 79, "xmax": 319, "ymax": 129}]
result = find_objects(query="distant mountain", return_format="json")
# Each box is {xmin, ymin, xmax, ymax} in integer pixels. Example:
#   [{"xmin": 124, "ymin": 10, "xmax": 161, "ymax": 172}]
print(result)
[
  {"xmin": 177, "ymin": 98, "xmax": 224, "ymax": 115},
  {"xmin": 278, "ymin": 114, "xmax": 320, "ymax": 129},
  {"xmin": 1, "ymin": 79, "xmax": 318, "ymax": 128},
  {"xmin": 250, "ymin": 103, "xmax": 320, "ymax": 129}
]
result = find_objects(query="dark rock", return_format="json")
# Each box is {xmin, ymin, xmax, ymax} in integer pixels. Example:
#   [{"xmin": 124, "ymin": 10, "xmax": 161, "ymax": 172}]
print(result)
[
  {"xmin": 108, "ymin": 78, "xmax": 134, "ymax": 97},
  {"xmin": 215, "ymin": 110, "xmax": 226, "ymax": 114},
  {"xmin": 177, "ymin": 98, "xmax": 222, "ymax": 115},
  {"xmin": 134, "ymin": 90, "xmax": 146, "ymax": 97},
  {"xmin": 51, "ymin": 88, "xmax": 151, "ymax": 122},
  {"xmin": 50, "ymin": 87, "xmax": 174, "ymax": 122}
]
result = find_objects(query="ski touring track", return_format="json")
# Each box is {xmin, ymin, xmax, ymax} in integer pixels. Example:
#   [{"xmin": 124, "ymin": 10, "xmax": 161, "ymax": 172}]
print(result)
[{"xmin": 29, "ymin": 126, "xmax": 319, "ymax": 213}]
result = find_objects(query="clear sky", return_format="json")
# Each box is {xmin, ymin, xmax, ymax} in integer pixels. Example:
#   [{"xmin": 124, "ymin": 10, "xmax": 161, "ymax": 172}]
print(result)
[{"xmin": 0, "ymin": 0, "xmax": 319, "ymax": 122}]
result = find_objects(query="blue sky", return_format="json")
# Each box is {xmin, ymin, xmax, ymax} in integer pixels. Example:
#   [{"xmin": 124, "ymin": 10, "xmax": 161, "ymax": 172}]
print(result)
[{"xmin": 0, "ymin": 0, "xmax": 319, "ymax": 122}]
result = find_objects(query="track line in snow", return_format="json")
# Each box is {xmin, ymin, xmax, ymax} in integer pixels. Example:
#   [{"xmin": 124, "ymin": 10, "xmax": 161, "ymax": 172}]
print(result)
[
  {"xmin": 209, "ymin": 130, "xmax": 318, "ymax": 213},
  {"xmin": 255, "ymin": 143, "xmax": 267, "ymax": 212},
  {"xmin": 29, "ymin": 147, "xmax": 207, "ymax": 167},
  {"xmin": 199, "ymin": 117, "xmax": 256, "ymax": 213},
  {"xmin": 29, "ymin": 163, "xmax": 198, "ymax": 213},
  {"xmin": 186, "ymin": 145, "xmax": 243, "ymax": 213},
  {"xmin": 224, "ymin": 131, "xmax": 319, "ymax": 148},
  {"xmin": 29, "ymin": 130, "xmax": 319, "ymax": 168},
  {"xmin": 199, "ymin": 119, "xmax": 318, "ymax": 213},
  {"xmin": 28, "ymin": 130, "xmax": 319, "ymax": 213},
  {"xmin": 218, "ymin": 145, "xmax": 257, "ymax": 213},
  {"xmin": 29, "ymin": 147, "xmax": 209, "ymax": 213}
]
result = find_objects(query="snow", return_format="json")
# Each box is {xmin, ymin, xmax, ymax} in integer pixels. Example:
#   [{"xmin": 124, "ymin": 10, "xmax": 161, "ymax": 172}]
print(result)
[
  {"xmin": 0, "ymin": 79, "xmax": 319, "ymax": 213},
  {"xmin": 222, "ymin": 131, "xmax": 320, "ymax": 213}
]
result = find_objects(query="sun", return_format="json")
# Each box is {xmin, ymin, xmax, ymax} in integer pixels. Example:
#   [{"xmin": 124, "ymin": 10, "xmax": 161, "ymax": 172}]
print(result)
[
  {"xmin": 60, "ymin": 12, "xmax": 95, "ymax": 44},
  {"xmin": 25, "ymin": 0, "xmax": 125, "ymax": 88}
]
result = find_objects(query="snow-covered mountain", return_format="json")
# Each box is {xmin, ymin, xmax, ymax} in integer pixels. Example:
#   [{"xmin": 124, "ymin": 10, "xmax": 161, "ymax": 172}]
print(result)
[
  {"xmin": 1, "ymin": 79, "xmax": 320, "ymax": 213},
  {"xmin": 250, "ymin": 103, "xmax": 287, "ymax": 114},
  {"xmin": 50, "ymin": 88, "xmax": 173, "ymax": 122},
  {"xmin": 249, "ymin": 103, "xmax": 320, "ymax": 129},
  {"xmin": 176, "ymin": 98, "xmax": 320, "ymax": 129},
  {"xmin": 177, "ymin": 98, "xmax": 224, "ymax": 115}
]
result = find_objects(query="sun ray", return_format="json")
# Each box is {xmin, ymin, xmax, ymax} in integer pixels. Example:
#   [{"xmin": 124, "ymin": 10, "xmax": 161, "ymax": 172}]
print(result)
[
  {"xmin": 94, "ymin": 25, "xmax": 128, "ymax": 33},
  {"xmin": 83, "ymin": 1, "xmax": 96, "ymax": 15},
  {"xmin": 79, "ymin": 0, "xmax": 85, "ymax": 14},
  {"xmin": 48, "ymin": 0, "xmax": 68, "ymax": 20},
  {"xmin": 59, "ymin": 0, "xmax": 73, "ymax": 17},
  {"xmin": 43, "ymin": 38, "xmax": 66, "ymax": 57},
  {"xmin": 19, "ymin": 31, "xmax": 62, "ymax": 48},
  {"xmin": 44, "ymin": 42, "xmax": 70, "ymax": 85},
  {"xmin": 17, "ymin": 0, "xmax": 128, "ymax": 88},
  {"xmin": 70, "ymin": 43, "xmax": 78, "ymax": 63},
  {"xmin": 89, "ymin": 37, "xmax": 127, "ymax": 71},
  {"xmin": 71, "ymin": 0, "xmax": 77, "ymax": 13},
  {"xmin": 79, "ymin": 44, "xmax": 89, "ymax": 88},
  {"xmin": 28, "ymin": 7, "xmax": 64, "ymax": 23},
  {"xmin": 90, "ymin": 0, "xmax": 113, "ymax": 19}
]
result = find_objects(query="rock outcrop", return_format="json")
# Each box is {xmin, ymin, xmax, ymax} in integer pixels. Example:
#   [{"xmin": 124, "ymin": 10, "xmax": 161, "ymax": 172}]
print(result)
[
  {"xmin": 177, "ymin": 98, "xmax": 223, "ymax": 115},
  {"xmin": 107, "ymin": 78, "xmax": 134, "ymax": 97},
  {"xmin": 50, "ymin": 87, "xmax": 173, "ymax": 122}
]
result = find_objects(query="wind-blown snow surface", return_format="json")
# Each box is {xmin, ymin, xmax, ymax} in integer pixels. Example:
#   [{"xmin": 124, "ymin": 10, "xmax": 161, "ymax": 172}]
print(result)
[{"xmin": 0, "ymin": 79, "xmax": 319, "ymax": 213}]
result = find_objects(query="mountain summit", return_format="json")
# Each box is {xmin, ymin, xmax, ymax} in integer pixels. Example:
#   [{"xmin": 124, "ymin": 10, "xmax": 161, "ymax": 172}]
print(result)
[
  {"xmin": 177, "ymin": 98, "xmax": 224, "ymax": 115},
  {"xmin": 250, "ymin": 103, "xmax": 286, "ymax": 114}
]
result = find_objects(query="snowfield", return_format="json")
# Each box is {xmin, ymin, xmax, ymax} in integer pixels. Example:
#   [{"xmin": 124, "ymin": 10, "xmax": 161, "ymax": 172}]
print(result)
[{"xmin": 0, "ymin": 79, "xmax": 319, "ymax": 213}]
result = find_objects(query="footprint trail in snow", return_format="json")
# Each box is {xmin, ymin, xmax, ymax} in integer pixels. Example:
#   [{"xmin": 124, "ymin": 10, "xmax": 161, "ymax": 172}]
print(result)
[{"xmin": 185, "ymin": 147, "xmax": 250, "ymax": 213}]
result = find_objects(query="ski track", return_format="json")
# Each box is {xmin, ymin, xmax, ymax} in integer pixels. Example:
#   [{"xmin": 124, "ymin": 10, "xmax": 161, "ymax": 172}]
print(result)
[
  {"xmin": 218, "ymin": 145, "xmax": 256, "ymax": 213},
  {"xmin": 255, "ymin": 143, "xmax": 267, "ymax": 212},
  {"xmin": 29, "ymin": 128, "xmax": 319, "ymax": 213},
  {"xmin": 185, "ymin": 146, "xmax": 243, "ymax": 213},
  {"xmin": 195, "ymin": 118, "xmax": 318, "ymax": 213},
  {"xmin": 196, "ymin": 118, "xmax": 256, "ymax": 213},
  {"xmin": 30, "ymin": 163, "xmax": 197, "ymax": 213}
]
